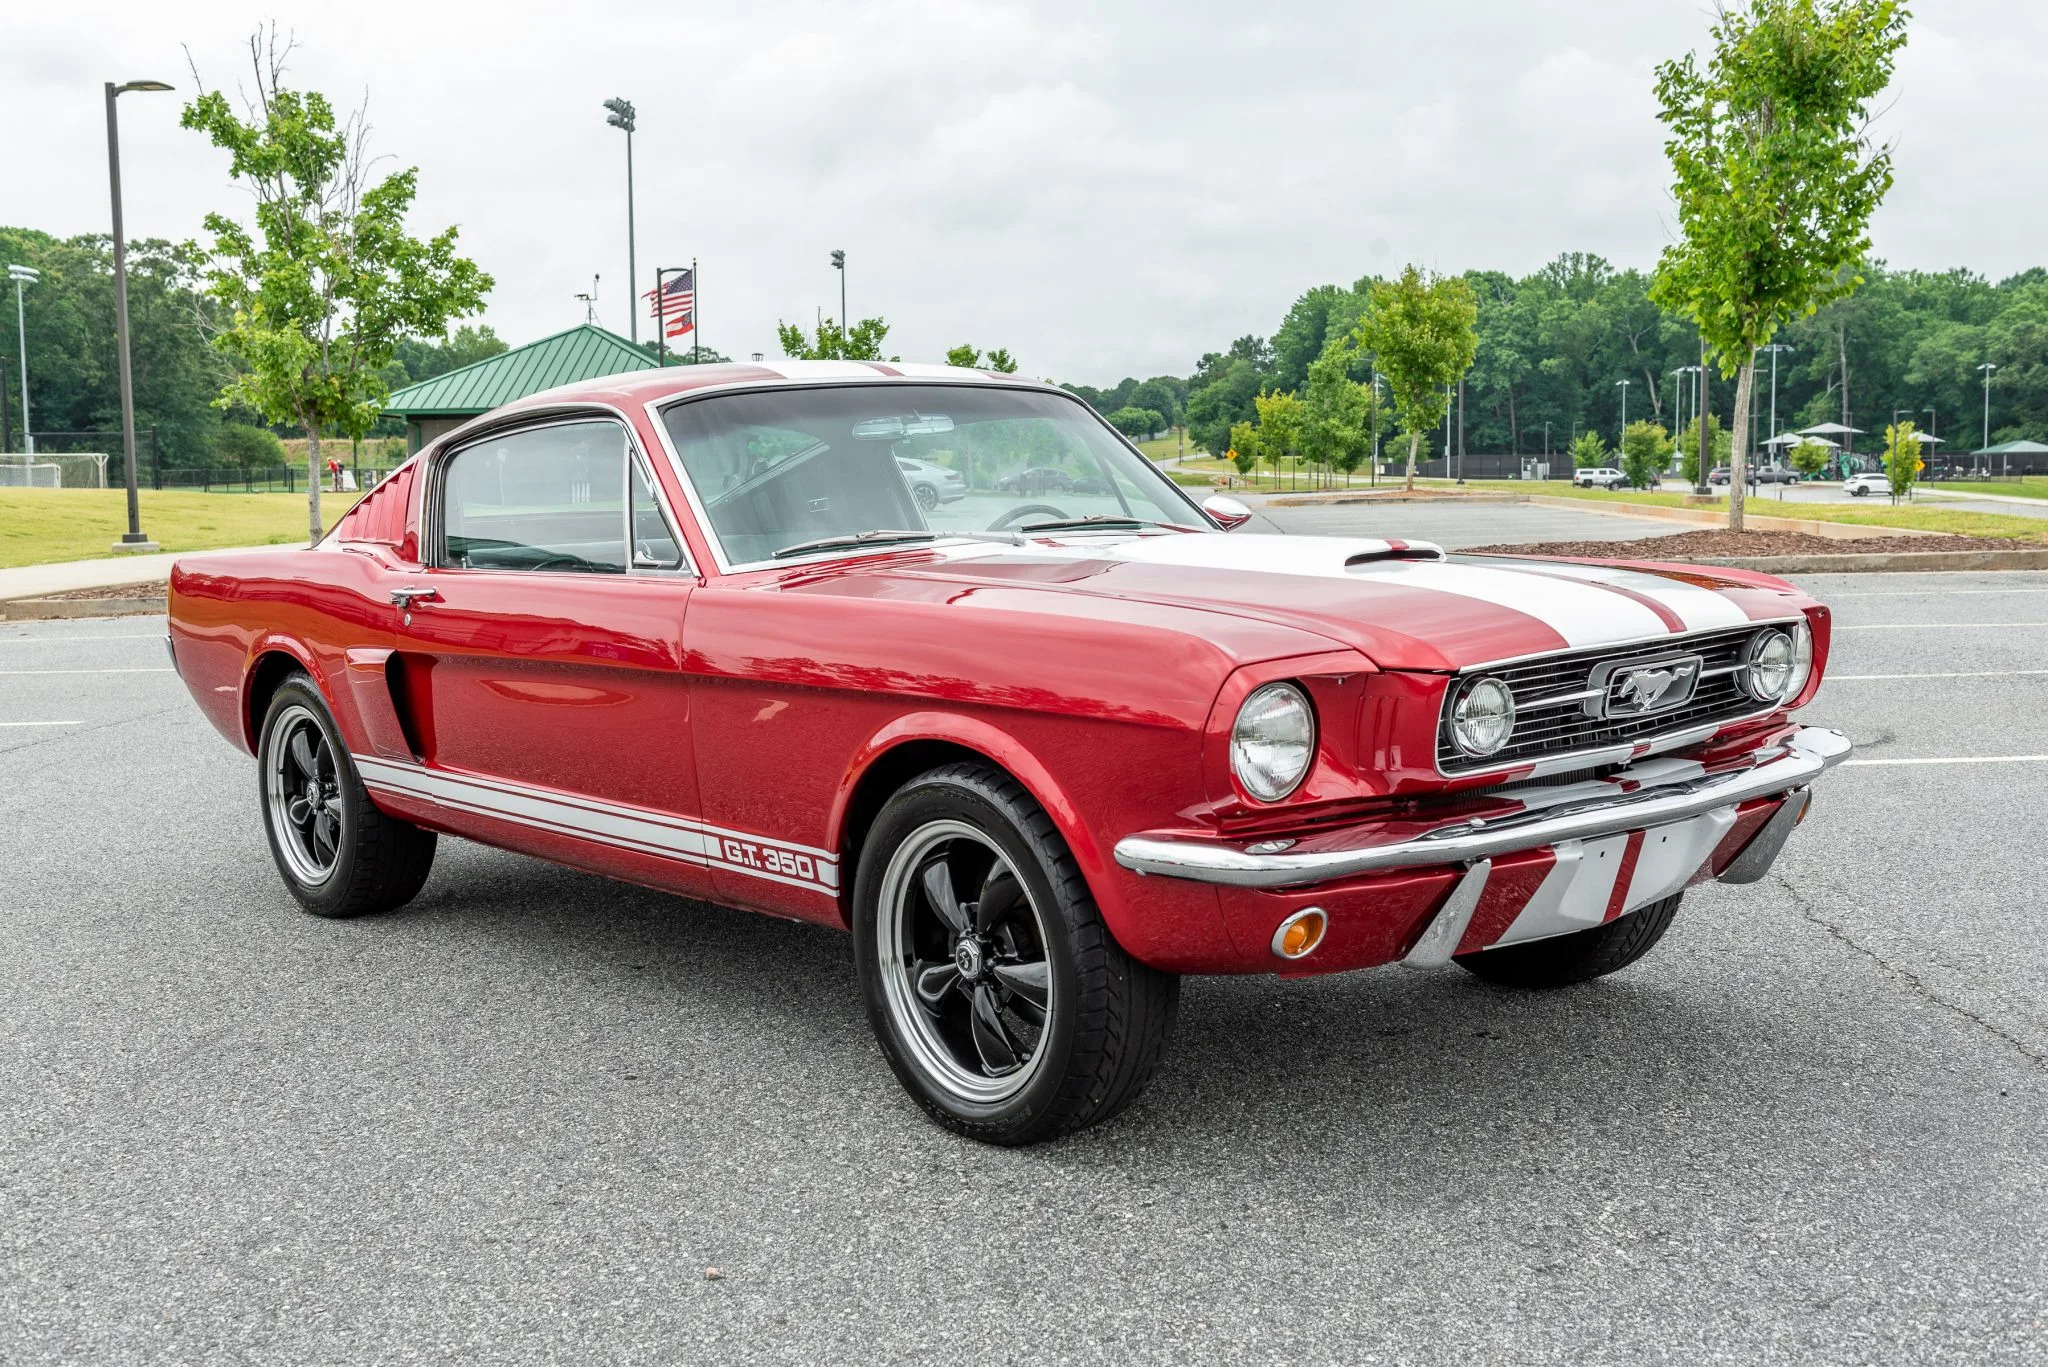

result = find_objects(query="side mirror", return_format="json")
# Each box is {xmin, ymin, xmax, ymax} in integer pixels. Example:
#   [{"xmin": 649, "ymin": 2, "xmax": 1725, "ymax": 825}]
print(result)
[{"xmin": 1202, "ymin": 494, "xmax": 1252, "ymax": 531}]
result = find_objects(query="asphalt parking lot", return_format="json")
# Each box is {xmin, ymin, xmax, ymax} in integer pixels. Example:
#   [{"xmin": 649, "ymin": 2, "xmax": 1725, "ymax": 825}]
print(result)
[{"xmin": 3, "ymin": 561, "xmax": 2045, "ymax": 1363}]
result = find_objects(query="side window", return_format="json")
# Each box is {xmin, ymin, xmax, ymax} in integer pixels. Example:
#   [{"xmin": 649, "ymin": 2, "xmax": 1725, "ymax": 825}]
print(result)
[
  {"xmin": 440, "ymin": 421, "xmax": 628, "ymax": 573},
  {"xmin": 630, "ymin": 456, "xmax": 685, "ymax": 569}
]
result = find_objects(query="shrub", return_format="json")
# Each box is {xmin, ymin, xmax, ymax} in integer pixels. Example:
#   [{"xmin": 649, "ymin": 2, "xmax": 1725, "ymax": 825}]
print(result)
[
  {"xmin": 214, "ymin": 422, "xmax": 287, "ymax": 468},
  {"xmin": 1790, "ymin": 438, "xmax": 1831, "ymax": 479},
  {"xmin": 1619, "ymin": 420, "xmax": 1673, "ymax": 488},
  {"xmin": 1571, "ymin": 430, "xmax": 1608, "ymax": 469}
]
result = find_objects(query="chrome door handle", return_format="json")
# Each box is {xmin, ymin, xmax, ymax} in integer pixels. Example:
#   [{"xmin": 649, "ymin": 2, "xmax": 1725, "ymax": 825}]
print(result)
[{"xmin": 390, "ymin": 586, "xmax": 441, "ymax": 608}]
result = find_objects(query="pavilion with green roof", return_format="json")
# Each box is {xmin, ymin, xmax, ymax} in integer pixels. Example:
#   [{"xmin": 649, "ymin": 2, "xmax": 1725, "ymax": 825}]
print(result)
[{"xmin": 382, "ymin": 324, "xmax": 655, "ymax": 452}]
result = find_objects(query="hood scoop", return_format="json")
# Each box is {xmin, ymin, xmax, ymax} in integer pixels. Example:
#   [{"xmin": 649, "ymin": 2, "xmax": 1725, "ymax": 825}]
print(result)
[{"xmin": 1344, "ymin": 540, "xmax": 1447, "ymax": 568}]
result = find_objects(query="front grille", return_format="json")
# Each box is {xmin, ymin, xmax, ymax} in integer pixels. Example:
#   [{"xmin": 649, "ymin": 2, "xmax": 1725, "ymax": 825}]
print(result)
[{"xmin": 1436, "ymin": 623, "xmax": 1789, "ymax": 775}]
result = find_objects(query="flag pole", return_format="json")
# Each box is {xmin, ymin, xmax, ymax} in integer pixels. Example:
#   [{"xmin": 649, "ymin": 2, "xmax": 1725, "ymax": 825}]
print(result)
[
  {"xmin": 692, "ymin": 257, "xmax": 699, "ymax": 365},
  {"xmin": 654, "ymin": 267, "xmax": 668, "ymax": 367}
]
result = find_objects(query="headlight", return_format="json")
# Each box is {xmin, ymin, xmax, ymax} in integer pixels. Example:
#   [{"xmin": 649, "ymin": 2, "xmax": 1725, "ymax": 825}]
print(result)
[
  {"xmin": 1231, "ymin": 682, "xmax": 1315, "ymax": 801},
  {"xmin": 1742, "ymin": 628, "xmax": 1804, "ymax": 702},
  {"xmin": 1449, "ymin": 676, "xmax": 1517, "ymax": 758}
]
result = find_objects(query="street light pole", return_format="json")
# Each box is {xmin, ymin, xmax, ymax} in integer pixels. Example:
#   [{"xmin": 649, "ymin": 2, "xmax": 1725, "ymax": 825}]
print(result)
[
  {"xmin": 830, "ymin": 250, "xmax": 846, "ymax": 344},
  {"xmin": 7, "ymin": 265, "xmax": 36, "ymax": 463},
  {"xmin": 106, "ymin": 78, "xmax": 173, "ymax": 550},
  {"xmin": 1977, "ymin": 362, "xmax": 1997, "ymax": 475},
  {"xmin": 1616, "ymin": 378, "xmax": 1629, "ymax": 448},
  {"xmin": 603, "ymin": 98, "xmax": 638, "ymax": 344},
  {"xmin": 1759, "ymin": 342, "xmax": 1792, "ymax": 460}
]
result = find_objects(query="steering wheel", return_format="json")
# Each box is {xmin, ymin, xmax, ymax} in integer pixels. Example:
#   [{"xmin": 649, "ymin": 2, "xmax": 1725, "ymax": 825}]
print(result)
[
  {"xmin": 527, "ymin": 555, "xmax": 589, "ymax": 573},
  {"xmin": 988, "ymin": 503, "xmax": 1070, "ymax": 532}
]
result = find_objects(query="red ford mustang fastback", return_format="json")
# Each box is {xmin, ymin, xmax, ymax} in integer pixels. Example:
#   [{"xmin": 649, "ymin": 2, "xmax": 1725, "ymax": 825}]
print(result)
[{"xmin": 168, "ymin": 361, "xmax": 1848, "ymax": 1143}]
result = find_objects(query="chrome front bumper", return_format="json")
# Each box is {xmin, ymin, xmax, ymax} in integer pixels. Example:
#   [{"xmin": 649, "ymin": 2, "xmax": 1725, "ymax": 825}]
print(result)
[{"xmin": 1113, "ymin": 726, "xmax": 1851, "ymax": 890}]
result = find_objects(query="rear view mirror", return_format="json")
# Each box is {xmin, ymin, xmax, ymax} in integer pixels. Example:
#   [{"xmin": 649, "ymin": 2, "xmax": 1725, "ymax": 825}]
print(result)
[
  {"xmin": 853, "ymin": 413, "xmax": 955, "ymax": 440},
  {"xmin": 1202, "ymin": 494, "xmax": 1252, "ymax": 531}
]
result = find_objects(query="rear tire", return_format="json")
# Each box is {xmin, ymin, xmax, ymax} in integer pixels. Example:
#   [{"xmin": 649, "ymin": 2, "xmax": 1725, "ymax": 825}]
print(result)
[
  {"xmin": 257, "ymin": 674, "xmax": 437, "ymax": 918},
  {"xmin": 853, "ymin": 763, "xmax": 1179, "ymax": 1145},
  {"xmin": 1453, "ymin": 893, "xmax": 1682, "ymax": 989}
]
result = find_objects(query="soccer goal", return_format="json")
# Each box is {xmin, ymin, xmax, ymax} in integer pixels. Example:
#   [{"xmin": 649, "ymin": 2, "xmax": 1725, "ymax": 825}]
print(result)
[{"xmin": 0, "ymin": 461, "xmax": 62, "ymax": 488}]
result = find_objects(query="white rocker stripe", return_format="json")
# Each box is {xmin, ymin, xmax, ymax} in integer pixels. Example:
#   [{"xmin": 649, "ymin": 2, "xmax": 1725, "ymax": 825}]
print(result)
[{"xmin": 353, "ymin": 756, "xmax": 840, "ymax": 897}]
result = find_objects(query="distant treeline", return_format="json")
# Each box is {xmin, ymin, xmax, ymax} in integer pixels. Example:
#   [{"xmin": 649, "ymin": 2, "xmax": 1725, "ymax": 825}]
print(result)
[{"xmin": 1071, "ymin": 253, "xmax": 2048, "ymax": 460}]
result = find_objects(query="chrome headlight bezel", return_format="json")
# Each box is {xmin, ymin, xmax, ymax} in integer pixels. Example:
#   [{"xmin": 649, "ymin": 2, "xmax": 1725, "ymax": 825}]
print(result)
[
  {"xmin": 1230, "ymin": 682, "xmax": 1316, "ymax": 802},
  {"xmin": 1741, "ymin": 628, "xmax": 1800, "ymax": 702},
  {"xmin": 1449, "ymin": 676, "xmax": 1518, "ymax": 759}
]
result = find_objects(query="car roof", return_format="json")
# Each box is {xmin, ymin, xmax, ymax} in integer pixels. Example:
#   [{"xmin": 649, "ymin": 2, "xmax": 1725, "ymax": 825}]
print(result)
[{"xmin": 491, "ymin": 358, "xmax": 1052, "ymax": 422}]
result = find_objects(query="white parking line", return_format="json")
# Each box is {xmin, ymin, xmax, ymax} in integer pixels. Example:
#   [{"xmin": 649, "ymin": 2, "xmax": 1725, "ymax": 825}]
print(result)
[
  {"xmin": 0, "ymin": 720, "xmax": 84, "ymax": 728},
  {"xmin": 1827, "ymin": 669, "xmax": 2048, "ymax": 681},
  {"xmin": 0, "ymin": 634, "xmax": 162, "ymax": 644},
  {"xmin": 1842, "ymin": 755, "xmax": 2048, "ymax": 767},
  {"xmin": 0, "ymin": 668, "xmax": 174, "ymax": 676},
  {"xmin": 1836, "ymin": 622, "xmax": 2048, "ymax": 630},
  {"xmin": 1825, "ymin": 588, "xmax": 2048, "ymax": 597}
]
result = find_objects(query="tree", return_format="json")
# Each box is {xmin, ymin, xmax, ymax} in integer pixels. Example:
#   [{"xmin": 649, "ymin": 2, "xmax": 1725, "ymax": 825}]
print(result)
[
  {"xmin": 1571, "ymin": 430, "xmax": 1609, "ymax": 469},
  {"xmin": 984, "ymin": 348, "xmax": 1018, "ymax": 374},
  {"xmin": 1676, "ymin": 413, "xmax": 1730, "ymax": 484},
  {"xmin": 1649, "ymin": 0, "xmax": 1910, "ymax": 531},
  {"xmin": 214, "ymin": 421, "xmax": 287, "ymax": 467},
  {"xmin": 182, "ymin": 33, "xmax": 491, "ymax": 541},
  {"xmin": 1619, "ymin": 420, "xmax": 1673, "ymax": 488},
  {"xmin": 1251, "ymin": 389, "xmax": 1305, "ymax": 487},
  {"xmin": 945, "ymin": 344, "xmax": 979, "ymax": 368},
  {"xmin": 1299, "ymin": 340, "xmax": 1375, "ymax": 485},
  {"xmin": 1226, "ymin": 420, "xmax": 1260, "ymax": 478},
  {"xmin": 1182, "ymin": 357, "xmax": 1267, "ymax": 457},
  {"xmin": 1883, "ymin": 419, "xmax": 1922, "ymax": 501},
  {"xmin": 777, "ymin": 316, "xmax": 892, "ymax": 360},
  {"xmin": 1351, "ymin": 266, "xmax": 1478, "ymax": 491},
  {"xmin": 1790, "ymin": 437, "xmax": 1832, "ymax": 478},
  {"xmin": 1107, "ymin": 406, "xmax": 1166, "ymax": 439}
]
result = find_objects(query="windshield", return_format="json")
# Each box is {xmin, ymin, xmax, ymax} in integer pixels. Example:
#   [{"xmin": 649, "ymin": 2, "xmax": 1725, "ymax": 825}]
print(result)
[{"xmin": 659, "ymin": 384, "xmax": 1203, "ymax": 566}]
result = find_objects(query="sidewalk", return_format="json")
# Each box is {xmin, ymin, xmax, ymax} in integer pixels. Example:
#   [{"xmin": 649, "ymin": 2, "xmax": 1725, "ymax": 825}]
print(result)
[{"xmin": 0, "ymin": 543, "xmax": 302, "ymax": 602}]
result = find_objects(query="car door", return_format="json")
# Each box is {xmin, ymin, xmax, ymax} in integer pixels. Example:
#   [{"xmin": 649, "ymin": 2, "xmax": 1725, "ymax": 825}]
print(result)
[{"xmin": 379, "ymin": 413, "xmax": 715, "ymax": 895}]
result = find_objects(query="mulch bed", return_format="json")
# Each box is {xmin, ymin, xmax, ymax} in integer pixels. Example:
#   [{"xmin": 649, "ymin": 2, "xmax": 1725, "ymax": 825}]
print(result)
[
  {"xmin": 1466, "ymin": 529, "xmax": 2044, "ymax": 558},
  {"xmin": 30, "ymin": 583, "xmax": 167, "ymax": 602}
]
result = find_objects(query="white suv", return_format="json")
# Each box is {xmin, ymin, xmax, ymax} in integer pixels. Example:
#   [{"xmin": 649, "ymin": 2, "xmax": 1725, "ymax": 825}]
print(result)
[
  {"xmin": 1574, "ymin": 466, "xmax": 1628, "ymax": 490},
  {"xmin": 1843, "ymin": 471, "xmax": 1890, "ymax": 497}
]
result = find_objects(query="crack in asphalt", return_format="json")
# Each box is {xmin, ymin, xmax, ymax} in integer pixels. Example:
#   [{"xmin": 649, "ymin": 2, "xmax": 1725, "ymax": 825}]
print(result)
[{"xmin": 1772, "ymin": 870, "xmax": 2048, "ymax": 1074}]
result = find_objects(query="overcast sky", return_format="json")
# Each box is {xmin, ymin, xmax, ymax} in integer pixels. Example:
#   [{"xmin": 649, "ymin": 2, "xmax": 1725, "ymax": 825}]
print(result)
[{"xmin": 2, "ymin": 1, "xmax": 2039, "ymax": 384}]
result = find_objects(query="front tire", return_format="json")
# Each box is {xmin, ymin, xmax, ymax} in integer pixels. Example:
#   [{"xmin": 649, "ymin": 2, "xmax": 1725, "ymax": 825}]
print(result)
[
  {"xmin": 258, "ymin": 675, "xmax": 437, "ymax": 918},
  {"xmin": 853, "ymin": 763, "xmax": 1179, "ymax": 1145},
  {"xmin": 1453, "ymin": 893, "xmax": 1682, "ymax": 989}
]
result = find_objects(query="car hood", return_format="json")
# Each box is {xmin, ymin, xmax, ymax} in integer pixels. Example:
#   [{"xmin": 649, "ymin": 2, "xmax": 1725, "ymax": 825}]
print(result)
[{"xmin": 855, "ymin": 532, "xmax": 1806, "ymax": 672}]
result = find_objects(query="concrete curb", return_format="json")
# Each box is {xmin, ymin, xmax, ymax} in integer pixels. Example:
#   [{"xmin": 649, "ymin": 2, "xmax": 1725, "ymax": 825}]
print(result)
[
  {"xmin": 1, "ymin": 594, "xmax": 166, "ymax": 620},
  {"xmin": 1684, "ymin": 549, "xmax": 2048, "ymax": 575},
  {"xmin": 1260, "ymin": 491, "xmax": 1523, "ymax": 507}
]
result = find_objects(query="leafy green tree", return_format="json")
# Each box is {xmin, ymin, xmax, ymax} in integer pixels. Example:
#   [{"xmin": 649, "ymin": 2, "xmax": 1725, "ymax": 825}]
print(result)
[
  {"xmin": 1299, "ymin": 340, "xmax": 1375, "ymax": 485},
  {"xmin": 1227, "ymin": 420, "xmax": 1260, "ymax": 477},
  {"xmin": 182, "ymin": 33, "xmax": 492, "ymax": 541},
  {"xmin": 1183, "ymin": 357, "xmax": 1267, "ymax": 457},
  {"xmin": 1790, "ymin": 437, "xmax": 1832, "ymax": 478},
  {"xmin": 214, "ymin": 421, "xmax": 286, "ymax": 467},
  {"xmin": 1883, "ymin": 419, "xmax": 1922, "ymax": 500},
  {"xmin": 1127, "ymin": 377, "xmax": 1182, "ymax": 426},
  {"xmin": 777, "ymin": 316, "xmax": 893, "ymax": 360},
  {"xmin": 984, "ymin": 348, "xmax": 1018, "ymax": 374},
  {"xmin": 1649, "ymin": 0, "xmax": 1910, "ymax": 530},
  {"xmin": 1619, "ymin": 420, "xmax": 1673, "ymax": 487},
  {"xmin": 1107, "ymin": 406, "xmax": 1165, "ymax": 439},
  {"xmin": 1252, "ymin": 389, "xmax": 1305, "ymax": 486},
  {"xmin": 945, "ymin": 344, "xmax": 980, "ymax": 368},
  {"xmin": 1676, "ymin": 413, "xmax": 1730, "ymax": 483},
  {"xmin": 1571, "ymin": 430, "xmax": 1609, "ymax": 469},
  {"xmin": 1352, "ymin": 266, "xmax": 1478, "ymax": 491}
]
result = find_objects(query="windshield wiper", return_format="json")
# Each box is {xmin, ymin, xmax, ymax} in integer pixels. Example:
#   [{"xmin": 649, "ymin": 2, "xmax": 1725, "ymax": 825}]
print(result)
[
  {"xmin": 1017, "ymin": 515, "xmax": 1167, "ymax": 534},
  {"xmin": 770, "ymin": 529, "xmax": 1026, "ymax": 561},
  {"xmin": 772, "ymin": 529, "xmax": 939, "ymax": 559}
]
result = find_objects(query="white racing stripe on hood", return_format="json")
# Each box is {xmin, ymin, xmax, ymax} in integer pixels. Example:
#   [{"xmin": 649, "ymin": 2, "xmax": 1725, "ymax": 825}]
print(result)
[
  {"xmin": 1084, "ymin": 534, "xmax": 1674, "ymax": 648},
  {"xmin": 1470, "ymin": 557, "xmax": 1750, "ymax": 632}
]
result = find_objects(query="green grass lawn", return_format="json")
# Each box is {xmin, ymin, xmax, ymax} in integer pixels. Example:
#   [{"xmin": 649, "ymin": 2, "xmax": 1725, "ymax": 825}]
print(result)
[
  {"xmin": 0, "ymin": 488, "xmax": 361, "ymax": 569},
  {"xmin": 1412, "ymin": 478, "xmax": 2047, "ymax": 541},
  {"xmin": 1925, "ymin": 476, "xmax": 2048, "ymax": 501}
]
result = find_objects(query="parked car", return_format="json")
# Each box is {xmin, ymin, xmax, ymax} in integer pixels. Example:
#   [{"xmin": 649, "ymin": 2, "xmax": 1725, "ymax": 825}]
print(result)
[
  {"xmin": 995, "ymin": 466, "xmax": 1075, "ymax": 494},
  {"xmin": 895, "ymin": 456, "xmax": 967, "ymax": 509},
  {"xmin": 1754, "ymin": 465, "xmax": 1801, "ymax": 485},
  {"xmin": 1843, "ymin": 471, "xmax": 1891, "ymax": 497},
  {"xmin": 167, "ymin": 361, "xmax": 1849, "ymax": 1145},
  {"xmin": 1573, "ymin": 466, "xmax": 1628, "ymax": 489}
]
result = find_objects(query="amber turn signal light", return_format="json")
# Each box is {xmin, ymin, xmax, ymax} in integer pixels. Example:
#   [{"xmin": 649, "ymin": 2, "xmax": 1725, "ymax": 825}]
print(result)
[{"xmin": 1271, "ymin": 908, "xmax": 1327, "ymax": 960}]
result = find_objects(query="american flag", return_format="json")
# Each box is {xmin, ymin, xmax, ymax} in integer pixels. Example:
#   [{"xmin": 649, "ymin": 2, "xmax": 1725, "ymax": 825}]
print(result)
[{"xmin": 645, "ymin": 268, "xmax": 695, "ymax": 339}]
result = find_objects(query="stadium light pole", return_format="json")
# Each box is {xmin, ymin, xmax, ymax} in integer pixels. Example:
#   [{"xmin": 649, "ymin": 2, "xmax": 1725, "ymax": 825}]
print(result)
[
  {"xmin": 1977, "ymin": 361, "xmax": 1997, "ymax": 474},
  {"xmin": 830, "ymin": 250, "xmax": 846, "ymax": 343},
  {"xmin": 1759, "ymin": 342, "xmax": 1792, "ymax": 455},
  {"xmin": 107, "ymin": 78, "xmax": 173, "ymax": 550},
  {"xmin": 603, "ymin": 98, "xmax": 637, "ymax": 344},
  {"xmin": 8, "ymin": 265, "xmax": 38, "ymax": 461},
  {"xmin": 1615, "ymin": 378, "xmax": 1629, "ymax": 449}
]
